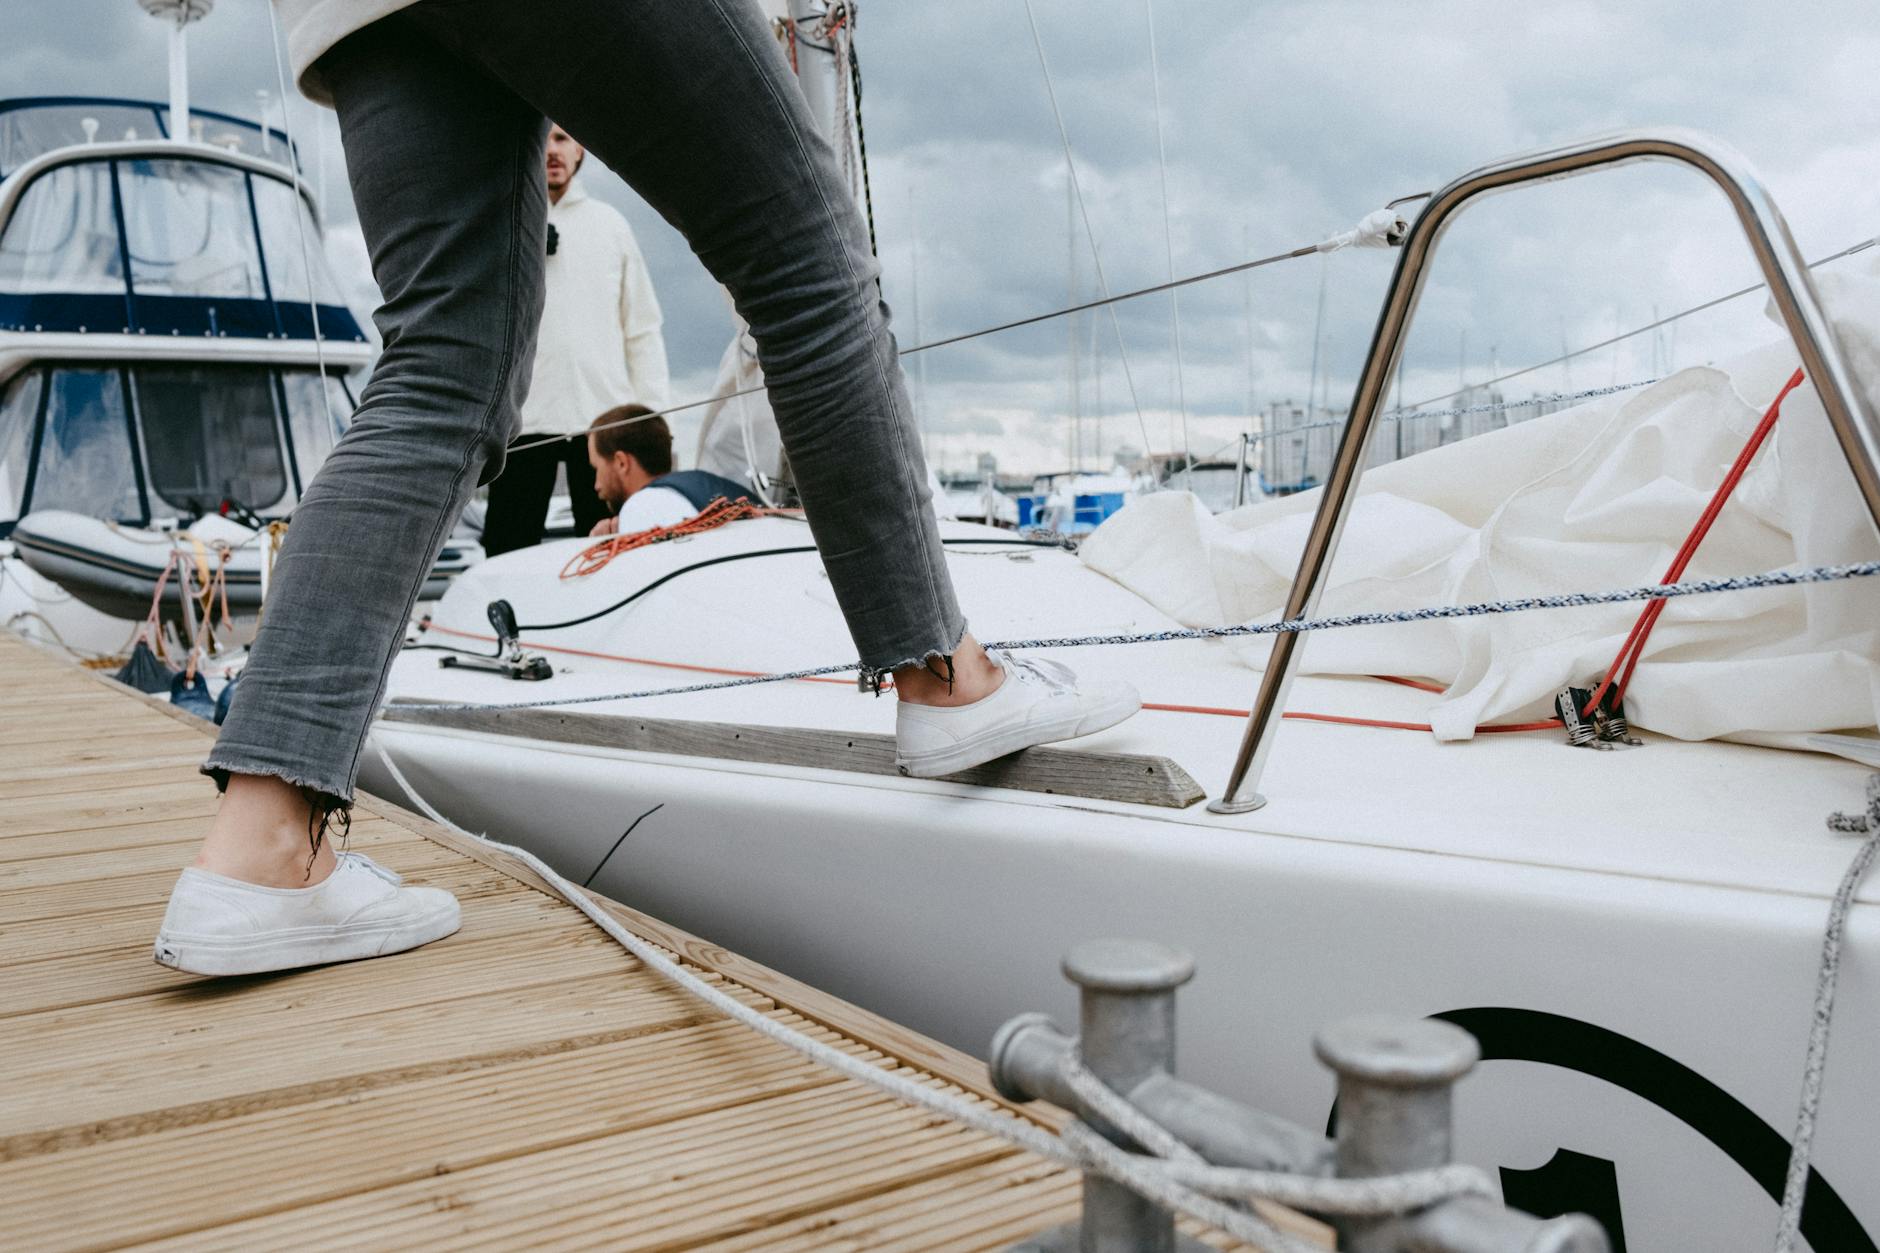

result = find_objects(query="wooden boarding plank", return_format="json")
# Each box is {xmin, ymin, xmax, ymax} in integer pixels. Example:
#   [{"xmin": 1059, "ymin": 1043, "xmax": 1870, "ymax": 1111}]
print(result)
[
  {"xmin": 0, "ymin": 924, "xmax": 658, "ymax": 1078},
  {"xmin": 701, "ymin": 1156, "xmax": 1079, "ymax": 1252},
  {"xmin": 0, "ymin": 777, "xmax": 214, "ymax": 828},
  {"xmin": 0, "ymin": 759, "xmax": 215, "ymax": 799},
  {"xmin": 0, "ymin": 977, "xmax": 767, "ymax": 1153},
  {"xmin": 0, "ymin": 1017, "xmax": 867, "ymax": 1251},
  {"xmin": 0, "ymin": 897, "xmax": 598, "ymax": 1019},
  {"xmin": 0, "ymin": 706, "xmax": 187, "ymax": 744},
  {"xmin": 383, "ymin": 703, "xmax": 1208, "ymax": 808},
  {"xmin": 145, "ymin": 1085, "xmax": 1025, "ymax": 1251},
  {"xmin": 0, "ymin": 753, "xmax": 205, "ymax": 791}
]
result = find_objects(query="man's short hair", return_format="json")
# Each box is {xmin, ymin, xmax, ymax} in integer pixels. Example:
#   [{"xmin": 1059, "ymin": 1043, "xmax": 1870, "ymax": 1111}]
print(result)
[{"xmin": 589, "ymin": 404, "xmax": 672, "ymax": 476}]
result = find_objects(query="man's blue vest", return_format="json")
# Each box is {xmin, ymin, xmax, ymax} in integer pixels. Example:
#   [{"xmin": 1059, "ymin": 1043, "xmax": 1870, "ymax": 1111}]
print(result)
[{"xmin": 649, "ymin": 469, "xmax": 757, "ymax": 511}]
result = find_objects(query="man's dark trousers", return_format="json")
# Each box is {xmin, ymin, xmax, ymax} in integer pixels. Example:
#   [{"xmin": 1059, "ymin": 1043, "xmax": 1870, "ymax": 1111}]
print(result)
[{"xmin": 481, "ymin": 433, "xmax": 608, "ymax": 556}]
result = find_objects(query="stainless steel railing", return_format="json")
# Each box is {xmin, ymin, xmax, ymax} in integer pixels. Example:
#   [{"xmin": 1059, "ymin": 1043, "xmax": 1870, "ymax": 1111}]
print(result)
[{"xmin": 1209, "ymin": 128, "xmax": 1880, "ymax": 815}]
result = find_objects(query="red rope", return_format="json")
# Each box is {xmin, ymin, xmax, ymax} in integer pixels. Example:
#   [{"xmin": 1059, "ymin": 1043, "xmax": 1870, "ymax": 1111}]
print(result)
[{"xmin": 1582, "ymin": 367, "xmax": 1806, "ymax": 715}]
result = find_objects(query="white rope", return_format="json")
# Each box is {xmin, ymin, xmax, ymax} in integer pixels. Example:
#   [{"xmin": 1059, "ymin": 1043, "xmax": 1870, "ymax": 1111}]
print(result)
[
  {"xmin": 371, "ymin": 743, "xmax": 1493, "ymax": 1250},
  {"xmin": 1059, "ymin": 1056, "xmax": 1492, "ymax": 1216},
  {"xmin": 1773, "ymin": 775, "xmax": 1880, "ymax": 1252}
]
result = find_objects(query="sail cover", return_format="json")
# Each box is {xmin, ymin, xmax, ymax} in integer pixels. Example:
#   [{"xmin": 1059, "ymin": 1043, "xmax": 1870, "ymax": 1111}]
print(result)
[{"xmin": 1081, "ymin": 261, "xmax": 1880, "ymax": 747}]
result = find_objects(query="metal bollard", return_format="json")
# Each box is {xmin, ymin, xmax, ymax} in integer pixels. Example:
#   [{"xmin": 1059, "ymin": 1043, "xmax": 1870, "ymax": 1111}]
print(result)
[
  {"xmin": 1066, "ymin": 939, "xmax": 1195, "ymax": 1253},
  {"xmin": 1001, "ymin": 939, "xmax": 1212, "ymax": 1253},
  {"xmin": 1315, "ymin": 1016, "xmax": 1609, "ymax": 1253}
]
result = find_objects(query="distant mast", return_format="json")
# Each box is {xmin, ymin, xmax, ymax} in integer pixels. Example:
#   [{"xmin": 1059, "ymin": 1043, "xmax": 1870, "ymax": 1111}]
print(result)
[{"xmin": 136, "ymin": 0, "xmax": 214, "ymax": 143}]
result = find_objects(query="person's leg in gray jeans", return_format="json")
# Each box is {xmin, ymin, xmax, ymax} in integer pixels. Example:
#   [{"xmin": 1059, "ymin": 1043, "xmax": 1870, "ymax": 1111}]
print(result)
[
  {"xmin": 195, "ymin": 17, "xmax": 546, "ymax": 886},
  {"xmin": 173, "ymin": 1, "xmax": 1134, "ymax": 951}
]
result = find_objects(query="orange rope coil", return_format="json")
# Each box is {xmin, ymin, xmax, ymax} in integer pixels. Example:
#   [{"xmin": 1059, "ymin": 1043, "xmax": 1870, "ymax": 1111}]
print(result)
[{"xmin": 560, "ymin": 497, "xmax": 774, "ymax": 580}]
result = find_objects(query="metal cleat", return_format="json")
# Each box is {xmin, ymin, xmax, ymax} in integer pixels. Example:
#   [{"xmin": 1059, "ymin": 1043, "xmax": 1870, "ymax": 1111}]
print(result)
[
  {"xmin": 438, "ymin": 599, "xmax": 553, "ymax": 682},
  {"xmin": 1591, "ymin": 689, "xmax": 1642, "ymax": 747},
  {"xmin": 1555, "ymin": 687, "xmax": 1613, "ymax": 750}
]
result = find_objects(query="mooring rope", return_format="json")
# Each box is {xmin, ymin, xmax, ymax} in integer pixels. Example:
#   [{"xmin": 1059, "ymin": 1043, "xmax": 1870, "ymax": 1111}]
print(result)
[
  {"xmin": 370, "ymin": 745, "xmax": 1491, "ymax": 1252},
  {"xmin": 374, "ymin": 724, "xmax": 1880, "ymax": 1253},
  {"xmin": 383, "ymin": 559, "xmax": 1880, "ymax": 715}
]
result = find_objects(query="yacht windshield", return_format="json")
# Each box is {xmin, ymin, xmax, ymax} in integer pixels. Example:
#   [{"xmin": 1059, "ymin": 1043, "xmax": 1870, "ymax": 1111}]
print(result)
[
  {"xmin": 136, "ymin": 365, "xmax": 289, "ymax": 518},
  {"xmin": 249, "ymin": 175, "xmax": 344, "ymax": 307},
  {"xmin": 0, "ymin": 103, "xmax": 157, "ymax": 175},
  {"xmin": 0, "ymin": 370, "xmax": 44, "ymax": 524},
  {"xmin": 119, "ymin": 159, "xmax": 268, "ymax": 300},
  {"xmin": 31, "ymin": 368, "xmax": 142, "ymax": 523},
  {"xmin": 0, "ymin": 161, "xmax": 124, "ymax": 294},
  {"xmin": 278, "ymin": 369, "xmax": 351, "ymax": 478},
  {"xmin": 0, "ymin": 100, "xmax": 295, "ymax": 179}
]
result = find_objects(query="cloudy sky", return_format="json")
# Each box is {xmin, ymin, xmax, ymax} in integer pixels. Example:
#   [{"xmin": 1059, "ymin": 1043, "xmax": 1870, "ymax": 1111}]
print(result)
[{"xmin": 12, "ymin": 0, "xmax": 1877, "ymax": 476}]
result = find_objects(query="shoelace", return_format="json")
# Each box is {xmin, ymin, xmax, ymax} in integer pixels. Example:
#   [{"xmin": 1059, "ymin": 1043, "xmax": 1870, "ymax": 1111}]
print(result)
[
  {"xmin": 1001, "ymin": 651, "xmax": 1079, "ymax": 692},
  {"xmin": 338, "ymin": 851, "xmax": 402, "ymax": 887}
]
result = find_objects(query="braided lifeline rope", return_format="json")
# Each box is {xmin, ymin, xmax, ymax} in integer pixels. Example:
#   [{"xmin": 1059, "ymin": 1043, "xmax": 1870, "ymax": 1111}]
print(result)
[
  {"xmin": 385, "ymin": 559, "xmax": 1880, "ymax": 716},
  {"xmin": 371, "ymin": 746, "xmax": 1493, "ymax": 1252},
  {"xmin": 559, "ymin": 497, "xmax": 773, "ymax": 580},
  {"xmin": 1774, "ymin": 774, "xmax": 1880, "ymax": 1252}
]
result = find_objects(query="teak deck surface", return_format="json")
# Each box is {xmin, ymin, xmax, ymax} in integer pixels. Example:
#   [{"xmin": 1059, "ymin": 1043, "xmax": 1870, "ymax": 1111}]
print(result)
[{"xmin": 0, "ymin": 633, "xmax": 1315, "ymax": 1251}]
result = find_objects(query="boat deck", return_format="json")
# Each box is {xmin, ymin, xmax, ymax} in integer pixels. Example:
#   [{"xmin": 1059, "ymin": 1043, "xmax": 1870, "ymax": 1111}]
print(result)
[{"xmin": 0, "ymin": 632, "xmax": 1316, "ymax": 1250}]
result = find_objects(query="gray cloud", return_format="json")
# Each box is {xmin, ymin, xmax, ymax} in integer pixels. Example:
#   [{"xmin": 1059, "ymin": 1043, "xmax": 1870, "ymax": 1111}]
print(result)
[{"xmin": 9, "ymin": 0, "xmax": 1875, "ymax": 474}]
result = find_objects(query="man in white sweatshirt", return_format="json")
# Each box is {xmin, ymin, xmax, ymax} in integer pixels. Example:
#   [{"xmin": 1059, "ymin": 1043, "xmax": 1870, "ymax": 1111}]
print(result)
[{"xmin": 482, "ymin": 124, "xmax": 670, "ymax": 555}]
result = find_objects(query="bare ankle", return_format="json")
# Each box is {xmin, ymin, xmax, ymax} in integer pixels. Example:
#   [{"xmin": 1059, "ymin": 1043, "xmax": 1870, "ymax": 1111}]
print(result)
[
  {"xmin": 194, "ymin": 775, "xmax": 341, "ymax": 888},
  {"xmin": 893, "ymin": 635, "xmax": 1002, "ymax": 708}
]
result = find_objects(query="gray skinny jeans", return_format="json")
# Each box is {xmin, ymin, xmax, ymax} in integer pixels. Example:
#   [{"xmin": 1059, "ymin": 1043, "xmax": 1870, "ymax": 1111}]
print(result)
[{"xmin": 206, "ymin": 0, "xmax": 962, "ymax": 813}]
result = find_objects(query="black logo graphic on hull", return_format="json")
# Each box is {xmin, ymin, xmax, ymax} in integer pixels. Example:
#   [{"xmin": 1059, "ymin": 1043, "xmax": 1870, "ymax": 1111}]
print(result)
[
  {"xmin": 1435, "ymin": 1008, "xmax": 1872, "ymax": 1253},
  {"xmin": 1500, "ymin": 1148, "xmax": 1628, "ymax": 1252}
]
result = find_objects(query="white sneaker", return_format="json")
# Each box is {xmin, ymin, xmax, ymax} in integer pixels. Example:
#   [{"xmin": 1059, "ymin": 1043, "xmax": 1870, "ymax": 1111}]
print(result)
[
  {"xmin": 895, "ymin": 653, "xmax": 1141, "ymax": 778},
  {"xmin": 153, "ymin": 851, "xmax": 461, "ymax": 977}
]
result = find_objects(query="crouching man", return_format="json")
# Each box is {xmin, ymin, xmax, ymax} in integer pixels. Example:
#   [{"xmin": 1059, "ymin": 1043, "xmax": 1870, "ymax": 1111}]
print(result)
[{"xmin": 587, "ymin": 403, "xmax": 755, "ymax": 536}]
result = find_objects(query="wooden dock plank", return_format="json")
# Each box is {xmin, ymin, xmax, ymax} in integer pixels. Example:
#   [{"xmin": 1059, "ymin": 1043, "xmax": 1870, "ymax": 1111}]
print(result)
[{"xmin": 0, "ymin": 632, "xmax": 1320, "ymax": 1251}]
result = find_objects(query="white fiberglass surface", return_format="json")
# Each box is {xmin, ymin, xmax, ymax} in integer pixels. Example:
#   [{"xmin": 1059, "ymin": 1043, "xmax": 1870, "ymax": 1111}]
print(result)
[{"xmin": 393, "ymin": 518, "xmax": 1877, "ymax": 904}]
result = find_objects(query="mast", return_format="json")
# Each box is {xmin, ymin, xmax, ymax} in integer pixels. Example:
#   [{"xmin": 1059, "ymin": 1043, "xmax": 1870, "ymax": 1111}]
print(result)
[
  {"xmin": 1067, "ymin": 166, "xmax": 1080, "ymax": 471},
  {"xmin": 785, "ymin": 0, "xmax": 840, "ymax": 141},
  {"xmin": 137, "ymin": 1, "xmax": 213, "ymax": 143},
  {"xmin": 909, "ymin": 183, "xmax": 930, "ymax": 459}
]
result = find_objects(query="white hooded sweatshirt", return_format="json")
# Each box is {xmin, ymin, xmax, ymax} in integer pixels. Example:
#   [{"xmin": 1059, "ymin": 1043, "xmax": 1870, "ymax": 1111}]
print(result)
[{"xmin": 272, "ymin": 2, "xmax": 673, "ymax": 437}]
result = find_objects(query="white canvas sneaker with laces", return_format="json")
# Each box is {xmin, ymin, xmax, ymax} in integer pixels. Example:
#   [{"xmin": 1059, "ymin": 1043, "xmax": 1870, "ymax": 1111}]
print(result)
[
  {"xmin": 894, "ymin": 652, "xmax": 1141, "ymax": 778},
  {"xmin": 152, "ymin": 850, "xmax": 462, "ymax": 977}
]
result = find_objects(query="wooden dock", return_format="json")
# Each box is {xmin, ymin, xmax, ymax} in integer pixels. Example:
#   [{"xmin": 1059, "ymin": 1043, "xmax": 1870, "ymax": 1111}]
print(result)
[{"xmin": 0, "ymin": 633, "xmax": 1319, "ymax": 1250}]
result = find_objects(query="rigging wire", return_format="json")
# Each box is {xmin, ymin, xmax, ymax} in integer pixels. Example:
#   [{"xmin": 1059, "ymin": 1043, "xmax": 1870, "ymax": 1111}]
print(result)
[
  {"xmin": 1404, "ymin": 233, "xmax": 1879, "ymax": 410},
  {"xmin": 1021, "ymin": 0, "xmax": 1154, "ymax": 471},
  {"xmin": 840, "ymin": 4, "xmax": 878, "ymax": 258},
  {"xmin": 262, "ymin": 1, "xmax": 335, "ymax": 437},
  {"xmin": 1143, "ymin": 0, "xmax": 1193, "ymax": 490}
]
